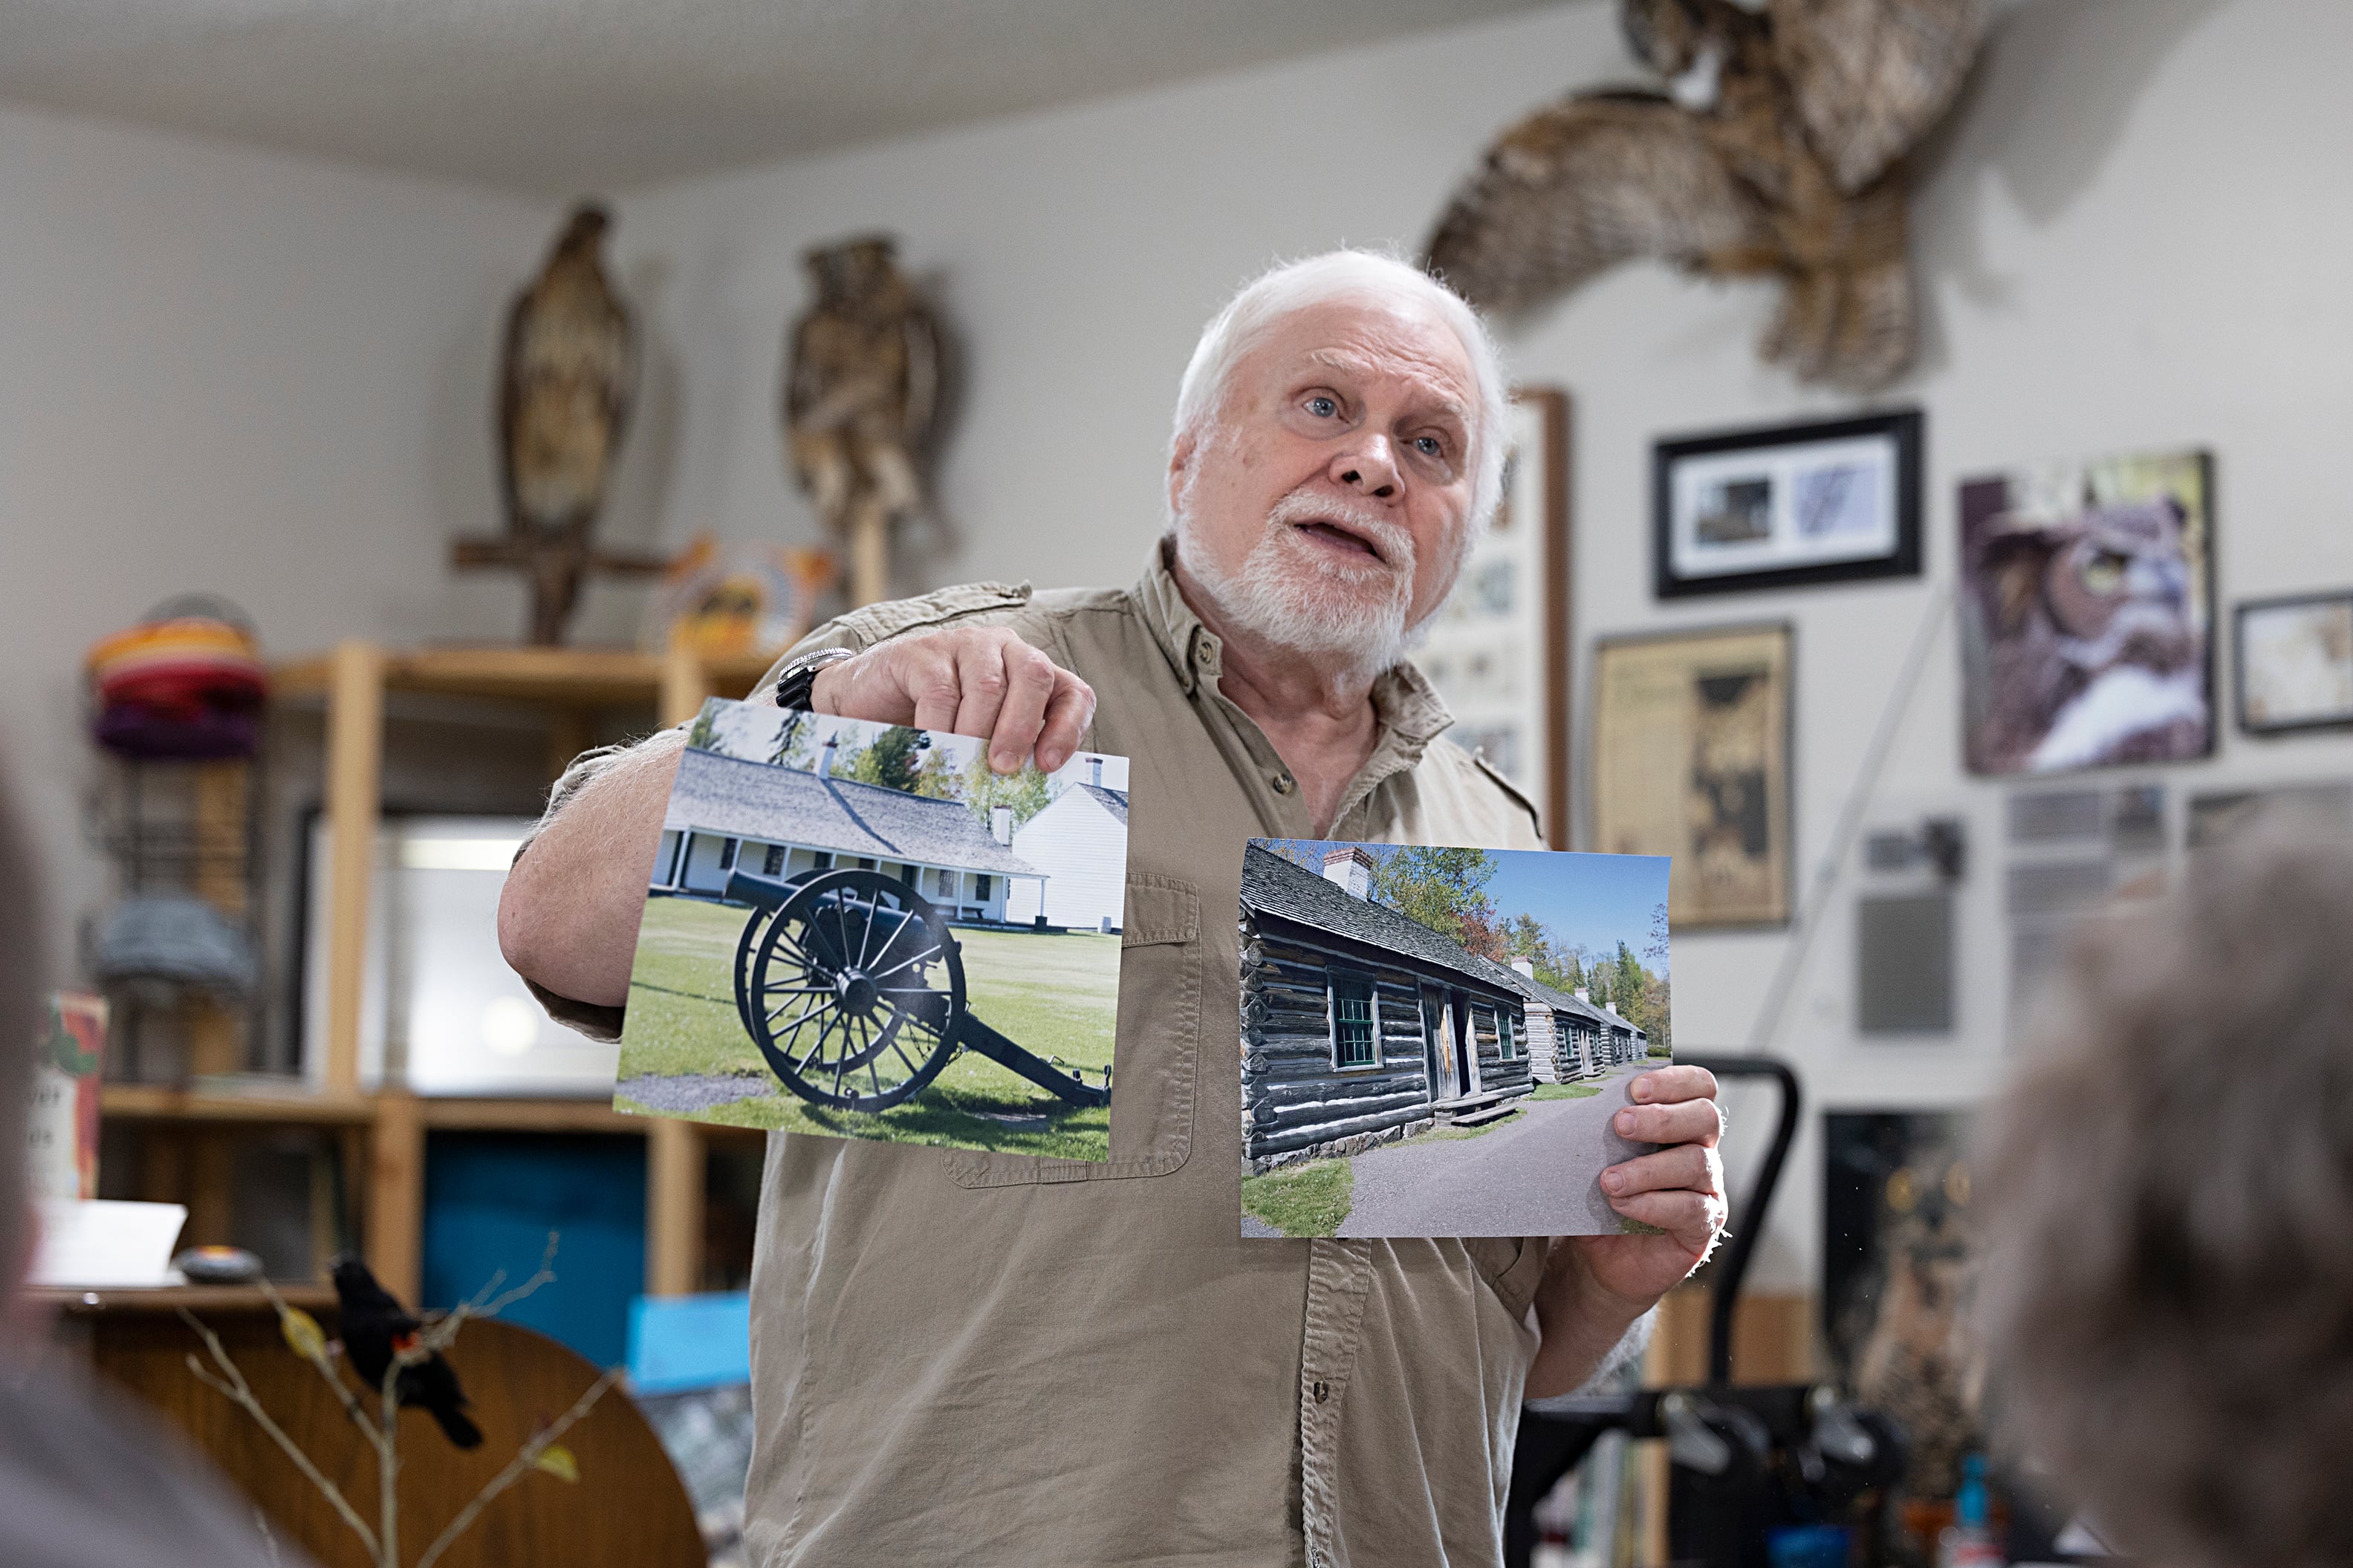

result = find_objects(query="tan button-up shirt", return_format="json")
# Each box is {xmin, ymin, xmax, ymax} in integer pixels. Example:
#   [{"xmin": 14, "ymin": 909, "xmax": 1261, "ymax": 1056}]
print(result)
[{"xmin": 530, "ymin": 544, "xmax": 1554, "ymax": 1567}]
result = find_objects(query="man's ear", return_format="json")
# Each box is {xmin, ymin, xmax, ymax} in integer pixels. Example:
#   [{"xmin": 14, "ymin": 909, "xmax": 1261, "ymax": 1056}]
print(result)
[{"xmin": 1166, "ymin": 431, "xmax": 1197, "ymax": 518}]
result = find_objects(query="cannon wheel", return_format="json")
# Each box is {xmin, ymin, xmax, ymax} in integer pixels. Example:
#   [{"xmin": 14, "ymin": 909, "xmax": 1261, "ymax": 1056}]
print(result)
[{"xmin": 738, "ymin": 867, "xmax": 966, "ymax": 1113}]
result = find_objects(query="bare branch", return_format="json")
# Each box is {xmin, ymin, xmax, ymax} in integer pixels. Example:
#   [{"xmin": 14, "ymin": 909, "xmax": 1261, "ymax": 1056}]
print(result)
[
  {"xmin": 253, "ymin": 1278, "xmax": 380, "ymax": 1454},
  {"xmin": 413, "ymin": 1366, "xmax": 622, "ymax": 1568},
  {"xmin": 180, "ymin": 1317, "xmax": 380, "ymax": 1559}
]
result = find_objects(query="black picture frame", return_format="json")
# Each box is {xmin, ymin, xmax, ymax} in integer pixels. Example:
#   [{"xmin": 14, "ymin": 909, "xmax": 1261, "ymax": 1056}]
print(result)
[
  {"xmin": 1652, "ymin": 409, "xmax": 1924, "ymax": 599},
  {"xmin": 2235, "ymin": 591, "xmax": 2353, "ymax": 735}
]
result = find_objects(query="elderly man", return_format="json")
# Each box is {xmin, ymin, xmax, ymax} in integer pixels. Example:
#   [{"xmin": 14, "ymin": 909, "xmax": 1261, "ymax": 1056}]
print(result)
[{"xmin": 500, "ymin": 250, "xmax": 1724, "ymax": 1567}]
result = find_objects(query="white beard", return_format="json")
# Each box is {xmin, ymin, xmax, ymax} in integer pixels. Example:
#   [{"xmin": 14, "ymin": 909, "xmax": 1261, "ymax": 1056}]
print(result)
[{"xmin": 1176, "ymin": 487, "xmax": 1428, "ymax": 685}]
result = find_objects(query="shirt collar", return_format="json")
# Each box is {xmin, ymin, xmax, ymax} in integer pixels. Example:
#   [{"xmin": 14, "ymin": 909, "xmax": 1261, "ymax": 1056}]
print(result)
[{"xmin": 1132, "ymin": 535, "xmax": 1455, "ymax": 746}]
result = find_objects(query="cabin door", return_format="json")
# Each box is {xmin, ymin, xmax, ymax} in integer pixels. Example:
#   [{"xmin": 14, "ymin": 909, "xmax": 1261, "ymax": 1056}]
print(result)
[
  {"xmin": 1421, "ymin": 987, "xmax": 1453, "ymax": 1102},
  {"xmin": 1450, "ymin": 992, "xmax": 1479, "ymax": 1098}
]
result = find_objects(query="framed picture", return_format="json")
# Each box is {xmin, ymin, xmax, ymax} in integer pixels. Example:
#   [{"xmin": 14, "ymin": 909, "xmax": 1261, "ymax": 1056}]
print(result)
[
  {"xmin": 1652, "ymin": 410, "xmax": 1922, "ymax": 599},
  {"xmin": 1419, "ymin": 387, "xmax": 1571, "ymax": 845},
  {"xmin": 1589, "ymin": 622, "xmax": 1793, "ymax": 928},
  {"xmin": 1958, "ymin": 448, "xmax": 2215, "ymax": 775},
  {"xmin": 2237, "ymin": 592, "xmax": 2353, "ymax": 734}
]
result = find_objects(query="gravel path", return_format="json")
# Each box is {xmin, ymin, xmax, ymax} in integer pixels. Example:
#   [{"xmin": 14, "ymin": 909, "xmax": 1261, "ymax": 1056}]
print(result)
[
  {"xmin": 1334, "ymin": 1064, "xmax": 1648, "ymax": 1237},
  {"xmin": 616, "ymin": 1073, "xmax": 779, "ymax": 1116}
]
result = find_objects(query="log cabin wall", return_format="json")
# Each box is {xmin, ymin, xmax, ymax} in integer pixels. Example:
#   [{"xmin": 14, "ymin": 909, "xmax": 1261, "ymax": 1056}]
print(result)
[
  {"xmin": 1240, "ymin": 914, "xmax": 1435, "ymax": 1168},
  {"xmin": 1239, "ymin": 908, "xmax": 1531, "ymax": 1171}
]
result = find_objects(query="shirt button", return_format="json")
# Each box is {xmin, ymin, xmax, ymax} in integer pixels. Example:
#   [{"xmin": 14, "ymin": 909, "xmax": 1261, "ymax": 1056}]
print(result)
[{"xmin": 1271, "ymin": 774, "xmax": 1294, "ymax": 795}]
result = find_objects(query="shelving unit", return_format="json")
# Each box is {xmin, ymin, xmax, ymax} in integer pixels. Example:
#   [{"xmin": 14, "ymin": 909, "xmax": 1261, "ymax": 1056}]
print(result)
[{"xmin": 103, "ymin": 640, "xmax": 780, "ymax": 1303}]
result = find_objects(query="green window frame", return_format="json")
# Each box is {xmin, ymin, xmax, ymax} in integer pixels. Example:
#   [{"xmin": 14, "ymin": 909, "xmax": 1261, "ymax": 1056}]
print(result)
[
  {"xmin": 1330, "ymin": 975, "xmax": 1378, "ymax": 1070},
  {"xmin": 1499, "ymin": 1009, "xmax": 1519, "ymax": 1061}
]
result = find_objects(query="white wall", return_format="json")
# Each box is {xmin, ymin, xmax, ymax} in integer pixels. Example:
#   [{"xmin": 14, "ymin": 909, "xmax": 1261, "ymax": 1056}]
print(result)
[
  {"xmin": 0, "ymin": 105, "xmax": 647, "ymax": 968},
  {"xmin": 611, "ymin": 0, "xmax": 2353, "ymax": 1295}
]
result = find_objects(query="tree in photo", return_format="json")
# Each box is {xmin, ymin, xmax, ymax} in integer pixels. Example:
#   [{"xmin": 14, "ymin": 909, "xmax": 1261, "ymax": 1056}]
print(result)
[
  {"xmin": 1368, "ymin": 846, "xmax": 1499, "ymax": 949},
  {"xmin": 685, "ymin": 700, "xmax": 719, "ymax": 752},
  {"xmin": 962, "ymin": 752, "xmax": 1054, "ymax": 830},
  {"xmin": 911, "ymin": 741, "xmax": 963, "ymax": 801},
  {"xmin": 771, "ymin": 711, "xmax": 817, "ymax": 771},
  {"xmin": 841, "ymin": 725, "xmax": 930, "ymax": 793}
]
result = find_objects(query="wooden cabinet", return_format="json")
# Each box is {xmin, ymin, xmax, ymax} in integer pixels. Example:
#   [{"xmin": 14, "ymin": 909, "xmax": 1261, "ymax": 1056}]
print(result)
[{"xmin": 106, "ymin": 641, "xmax": 777, "ymax": 1302}]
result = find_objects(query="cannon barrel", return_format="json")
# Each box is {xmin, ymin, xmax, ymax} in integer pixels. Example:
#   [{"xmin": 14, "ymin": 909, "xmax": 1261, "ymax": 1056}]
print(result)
[{"xmin": 724, "ymin": 868, "xmax": 796, "ymax": 911}]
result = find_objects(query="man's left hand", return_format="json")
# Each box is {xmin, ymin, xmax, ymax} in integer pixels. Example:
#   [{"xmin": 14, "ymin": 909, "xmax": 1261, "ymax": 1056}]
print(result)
[{"xmin": 1574, "ymin": 1064, "xmax": 1727, "ymax": 1307}]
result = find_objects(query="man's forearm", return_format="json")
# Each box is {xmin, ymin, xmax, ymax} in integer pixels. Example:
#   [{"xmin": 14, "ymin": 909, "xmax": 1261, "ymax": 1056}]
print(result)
[
  {"xmin": 1526, "ymin": 1241, "xmax": 1659, "ymax": 1399},
  {"xmin": 497, "ymin": 730, "xmax": 684, "ymax": 1010}
]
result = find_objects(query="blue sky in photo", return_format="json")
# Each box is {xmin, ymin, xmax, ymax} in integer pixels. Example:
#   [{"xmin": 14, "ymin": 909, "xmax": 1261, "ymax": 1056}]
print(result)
[{"xmin": 1267, "ymin": 840, "xmax": 1670, "ymax": 976}]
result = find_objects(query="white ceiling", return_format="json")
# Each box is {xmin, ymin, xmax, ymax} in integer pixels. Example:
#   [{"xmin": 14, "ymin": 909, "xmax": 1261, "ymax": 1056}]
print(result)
[{"xmin": 0, "ymin": 0, "xmax": 1561, "ymax": 195}]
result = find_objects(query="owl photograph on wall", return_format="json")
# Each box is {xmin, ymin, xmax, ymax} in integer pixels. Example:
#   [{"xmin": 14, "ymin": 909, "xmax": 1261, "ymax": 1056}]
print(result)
[{"xmin": 1959, "ymin": 449, "xmax": 2215, "ymax": 775}]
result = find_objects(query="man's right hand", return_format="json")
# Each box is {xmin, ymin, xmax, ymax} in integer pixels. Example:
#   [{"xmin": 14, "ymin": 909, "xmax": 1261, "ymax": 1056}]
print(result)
[{"xmin": 812, "ymin": 626, "xmax": 1096, "ymax": 775}]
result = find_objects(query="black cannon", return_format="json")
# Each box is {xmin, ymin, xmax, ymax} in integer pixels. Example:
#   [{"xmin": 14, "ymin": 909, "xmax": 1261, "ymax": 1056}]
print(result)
[{"xmin": 724, "ymin": 865, "xmax": 1112, "ymax": 1115}]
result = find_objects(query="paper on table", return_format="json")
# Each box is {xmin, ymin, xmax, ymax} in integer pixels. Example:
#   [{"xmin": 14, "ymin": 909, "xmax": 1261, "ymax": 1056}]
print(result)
[{"xmin": 30, "ymin": 1199, "xmax": 187, "ymax": 1288}]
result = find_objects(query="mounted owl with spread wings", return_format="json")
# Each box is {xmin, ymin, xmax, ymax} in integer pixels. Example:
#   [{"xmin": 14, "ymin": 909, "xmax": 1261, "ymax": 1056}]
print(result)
[{"xmin": 1424, "ymin": 0, "xmax": 1987, "ymax": 390}]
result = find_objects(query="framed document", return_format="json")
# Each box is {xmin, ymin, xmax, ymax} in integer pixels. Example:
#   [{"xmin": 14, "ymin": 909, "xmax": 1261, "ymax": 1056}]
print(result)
[
  {"xmin": 1590, "ymin": 622, "xmax": 1793, "ymax": 928},
  {"xmin": 2236, "ymin": 591, "xmax": 2353, "ymax": 735},
  {"xmin": 1418, "ymin": 388, "xmax": 1571, "ymax": 845},
  {"xmin": 1653, "ymin": 411, "xmax": 1921, "ymax": 599}
]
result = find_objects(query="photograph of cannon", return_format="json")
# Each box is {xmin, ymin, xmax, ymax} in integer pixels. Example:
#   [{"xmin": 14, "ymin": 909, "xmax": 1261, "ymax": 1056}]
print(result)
[
  {"xmin": 1238, "ymin": 839, "xmax": 1670, "ymax": 1238},
  {"xmin": 614, "ymin": 698, "xmax": 1126, "ymax": 1159}
]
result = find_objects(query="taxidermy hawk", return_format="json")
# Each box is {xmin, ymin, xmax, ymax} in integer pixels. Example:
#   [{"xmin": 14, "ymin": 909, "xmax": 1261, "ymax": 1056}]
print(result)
[
  {"xmin": 456, "ymin": 202, "xmax": 655, "ymax": 643},
  {"xmin": 1424, "ymin": 0, "xmax": 1987, "ymax": 390},
  {"xmin": 782, "ymin": 235, "xmax": 941, "ymax": 607}
]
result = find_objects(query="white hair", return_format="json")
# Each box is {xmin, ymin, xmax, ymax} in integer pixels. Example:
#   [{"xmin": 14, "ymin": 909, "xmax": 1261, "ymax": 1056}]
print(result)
[{"xmin": 1170, "ymin": 248, "xmax": 1513, "ymax": 533}]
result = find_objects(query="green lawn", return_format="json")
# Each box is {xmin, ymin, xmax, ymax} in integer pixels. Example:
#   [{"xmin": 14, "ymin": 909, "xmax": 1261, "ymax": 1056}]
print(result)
[
  {"xmin": 1241, "ymin": 1160, "xmax": 1354, "ymax": 1237},
  {"xmin": 616, "ymin": 897, "xmax": 1120, "ymax": 1159},
  {"xmin": 1530, "ymin": 1082, "xmax": 1605, "ymax": 1102}
]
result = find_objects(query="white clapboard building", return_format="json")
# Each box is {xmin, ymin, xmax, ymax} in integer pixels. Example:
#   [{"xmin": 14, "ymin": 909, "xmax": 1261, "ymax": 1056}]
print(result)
[
  {"xmin": 652, "ymin": 743, "xmax": 1041, "ymax": 925},
  {"xmin": 1003, "ymin": 758, "xmax": 1128, "ymax": 932}
]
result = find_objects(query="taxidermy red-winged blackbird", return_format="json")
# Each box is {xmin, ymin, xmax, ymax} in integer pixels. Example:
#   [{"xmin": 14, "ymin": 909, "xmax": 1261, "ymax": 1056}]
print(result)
[{"xmin": 329, "ymin": 1255, "xmax": 484, "ymax": 1449}]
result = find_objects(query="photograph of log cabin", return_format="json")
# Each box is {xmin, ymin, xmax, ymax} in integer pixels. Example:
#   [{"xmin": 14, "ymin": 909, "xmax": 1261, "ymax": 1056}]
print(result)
[
  {"xmin": 614, "ymin": 698, "xmax": 1128, "ymax": 1159},
  {"xmin": 1239, "ymin": 839, "xmax": 1669, "ymax": 1238}
]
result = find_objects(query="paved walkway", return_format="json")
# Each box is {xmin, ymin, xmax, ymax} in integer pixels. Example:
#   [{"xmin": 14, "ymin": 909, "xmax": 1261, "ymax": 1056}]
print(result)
[{"xmin": 1334, "ymin": 1063, "xmax": 1648, "ymax": 1238}]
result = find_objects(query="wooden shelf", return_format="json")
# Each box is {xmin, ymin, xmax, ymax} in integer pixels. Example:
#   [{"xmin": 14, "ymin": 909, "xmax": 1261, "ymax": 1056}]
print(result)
[
  {"xmin": 105, "ymin": 1084, "xmax": 763, "ymax": 1142},
  {"xmin": 272, "ymin": 643, "xmax": 778, "ymax": 709},
  {"xmin": 98, "ymin": 637, "xmax": 791, "ymax": 1304},
  {"xmin": 103, "ymin": 1084, "xmax": 377, "ymax": 1126},
  {"xmin": 33, "ymin": 1283, "xmax": 340, "ymax": 1315}
]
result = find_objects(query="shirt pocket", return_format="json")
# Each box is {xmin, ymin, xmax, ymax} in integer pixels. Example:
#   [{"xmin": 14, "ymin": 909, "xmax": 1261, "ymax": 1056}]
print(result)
[{"xmin": 945, "ymin": 873, "xmax": 1199, "ymax": 1188}]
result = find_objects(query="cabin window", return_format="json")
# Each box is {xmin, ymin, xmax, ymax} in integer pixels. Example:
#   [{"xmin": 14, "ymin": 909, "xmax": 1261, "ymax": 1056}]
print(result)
[
  {"xmin": 974, "ymin": 874, "xmax": 993, "ymax": 901},
  {"xmin": 812, "ymin": 850, "xmax": 834, "ymax": 870},
  {"xmin": 857, "ymin": 857, "xmax": 877, "ymax": 871},
  {"xmin": 898, "ymin": 863, "xmax": 917, "ymax": 887},
  {"xmin": 720, "ymin": 837, "xmax": 740, "ymax": 871},
  {"xmin": 1499, "ymin": 1010, "xmax": 1519, "ymax": 1061},
  {"xmin": 937, "ymin": 868, "xmax": 956, "ymax": 898},
  {"xmin": 763, "ymin": 844, "xmax": 785, "ymax": 876},
  {"xmin": 1330, "ymin": 975, "xmax": 1378, "ymax": 1070}
]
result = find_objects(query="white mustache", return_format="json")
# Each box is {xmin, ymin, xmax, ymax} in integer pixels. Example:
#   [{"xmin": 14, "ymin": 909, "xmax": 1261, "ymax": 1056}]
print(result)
[{"xmin": 1264, "ymin": 490, "xmax": 1415, "ymax": 573}]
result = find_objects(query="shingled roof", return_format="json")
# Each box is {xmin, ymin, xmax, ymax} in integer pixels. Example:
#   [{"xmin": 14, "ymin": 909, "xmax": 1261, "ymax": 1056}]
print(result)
[
  {"xmin": 1241, "ymin": 843, "xmax": 1517, "ymax": 993},
  {"xmin": 666, "ymin": 747, "xmax": 1037, "ymax": 876},
  {"xmin": 1070, "ymin": 783, "xmax": 1129, "ymax": 825}
]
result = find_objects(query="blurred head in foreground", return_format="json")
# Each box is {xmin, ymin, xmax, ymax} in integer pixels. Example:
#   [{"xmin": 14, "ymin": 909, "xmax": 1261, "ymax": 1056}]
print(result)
[
  {"xmin": 0, "ymin": 763, "xmax": 42, "ymax": 1317},
  {"xmin": 1975, "ymin": 822, "xmax": 2353, "ymax": 1568}
]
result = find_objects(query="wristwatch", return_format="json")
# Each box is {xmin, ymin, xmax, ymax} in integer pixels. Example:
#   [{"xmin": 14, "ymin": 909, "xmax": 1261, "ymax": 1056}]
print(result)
[{"xmin": 772, "ymin": 645, "xmax": 857, "ymax": 712}]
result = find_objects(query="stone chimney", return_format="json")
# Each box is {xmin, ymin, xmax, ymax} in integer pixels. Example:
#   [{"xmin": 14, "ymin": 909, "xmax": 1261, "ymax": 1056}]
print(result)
[
  {"xmin": 1510, "ymin": 958, "xmax": 1535, "ymax": 980},
  {"xmin": 990, "ymin": 805, "xmax": 1013, "ymax": 846},
  {"xmin": 1321, "ymin": 845, "xmax": 1375, "ymax": 900},
  {"xmin": 1088, "ymin": 755, "xmax": 1103, "ymax": 789},
  {"xmin": 817, "ymin": 734, "xmax": 838, "ymax": 781},
  {"xmin": 1574, "ymin": 986, "xmax": 1589, "ymax": 1003}
]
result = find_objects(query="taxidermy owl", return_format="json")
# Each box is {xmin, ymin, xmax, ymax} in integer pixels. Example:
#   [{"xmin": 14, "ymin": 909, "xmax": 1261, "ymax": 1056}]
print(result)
[
  {"xmin": 1424, "ymin": 0, "xmax": 1986, "ymax": 390},
  {"xmin": 1967, "ymin": 498, "xmax": 2207, "ymax": 774},
  {"xmin": 783, "ymin": 235, "xmax": 941, "ymax": 607},
  {"xmin": 493, "ymin": 203, "xmax": 637, "ymax": 643}
]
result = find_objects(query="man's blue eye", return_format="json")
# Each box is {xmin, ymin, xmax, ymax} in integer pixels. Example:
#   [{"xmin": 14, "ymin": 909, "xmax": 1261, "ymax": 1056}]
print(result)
[
  {"xmin": 1416, "ymin": 436, "xmax": 1444, "ymax": 457},
  {"xmin": 1306, "ymin": 397, "xmax": 1337, "ymax": 417}
]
